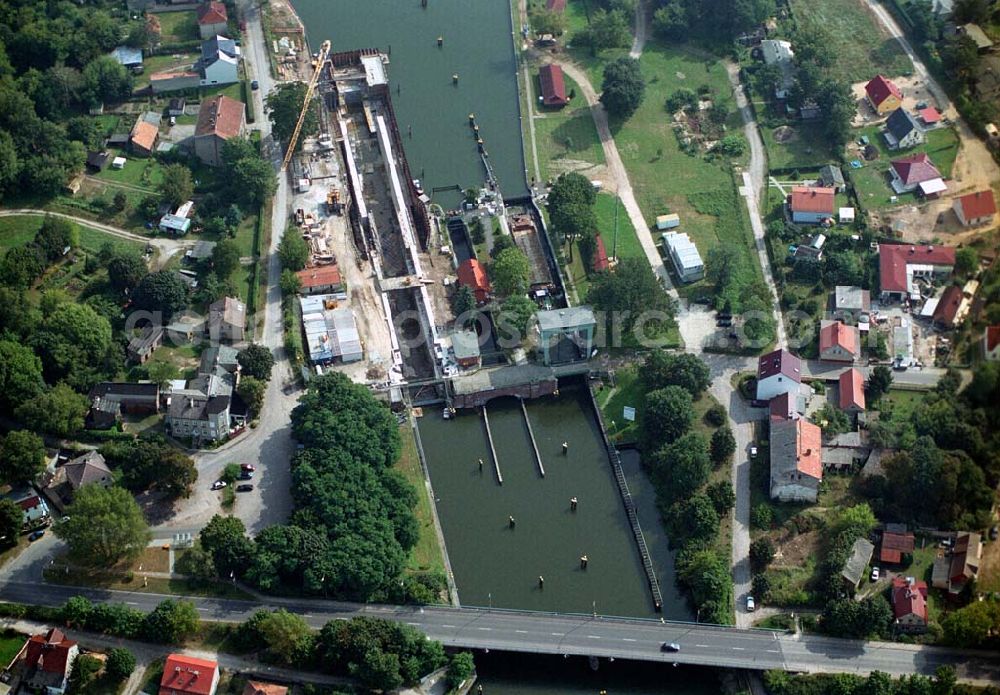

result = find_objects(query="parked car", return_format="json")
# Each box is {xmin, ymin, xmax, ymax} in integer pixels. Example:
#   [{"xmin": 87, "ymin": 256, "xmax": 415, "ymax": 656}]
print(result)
[
  {"xmin": 990, "ymin": 526, "xmax": 999, "ymax": 541},
  {"xmin": 28, "ymin": 530, "xmax": 45, "ymax": 542},
  {"xmin": 749, "ymin": 446, "xmax": 758, "ymax": 458},
  {"xmin": 870, "ymin": 567, "xmax": 880, "ymax": 581},
  {"xmin": 239, "ymin": 470, "xmax": 254, "ymax": 480},
  {"xmin": 746, "ymin": 596, "xmax": 755, "ymax": 612},
  {"xmin": 236, "ymin": 484, "xmax": 254, "ymax": 492},
  {"xmin": 251, "ymin": 80, "xmax": 259, "ymax": 90},
  {"xmin": 211, "ymin": 480, "xmax": 227, "ymax": 490},
  {"xmin": 240, "ymin": 463, "xmax": 256, "ymax": 472},
  {"xmin": 661, "ymin": 642, "xmax": 680, "ymax": 652}
]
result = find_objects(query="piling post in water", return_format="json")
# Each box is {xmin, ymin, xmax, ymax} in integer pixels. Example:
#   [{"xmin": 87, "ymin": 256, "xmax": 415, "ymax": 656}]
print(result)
[
  {"xmin": 570, "ymin": 497, "xmax": 578, "ymax": 511},
  {"xmin": 562, "ymin": 441, "xmax": 569, "ymax": 455},
  {"xmin": 508, "ymin": 515, "xmax": 515, "ymax": 528},
  {"xmin": 519, "ymin": 399, "xmax": 545, "ymax": 477},
  {"xmin": 538, "ymin": 575, "xmax": 544, "ymax": 589},
  {"xmin": 580, "ymin": 555, "xmax": 588, "ymax": 569},
  {"xmin": 437, "ymin": 36, "xmax": 443, "ymax": 46},
  {"xmin": 481, "ymin": 405, "xmax": 502, "ymax": 485}
]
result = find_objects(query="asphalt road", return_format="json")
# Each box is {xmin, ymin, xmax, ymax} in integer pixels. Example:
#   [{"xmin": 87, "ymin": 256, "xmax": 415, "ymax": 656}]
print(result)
[{"xmin": 2, "ymin": 580, "xmax": 997, "ymax": 684}]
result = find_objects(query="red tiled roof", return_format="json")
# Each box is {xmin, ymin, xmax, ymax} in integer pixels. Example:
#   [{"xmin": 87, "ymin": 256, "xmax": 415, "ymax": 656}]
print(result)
[
  {"xmin": 197, "ymin": 1, "xmax": 227, "ymax": 25},
  {"xmin": 918, "ymin": 106, "xmax": 941, "ymax": 123},
  {"xmin": 546, "ymin": 0, "xmax": 567, "ymax": 11},
  {"xmin": 24, "ymin": 629, "xmax": 76, "ymax": 676},
  {"xmin": 987, "ymin": 325, "xmax": 1000, "ymax": 352},
  {"xmin": 933, "ymin": 285, "xmax": 963, "ymax": 326},
  {"xmin": 769, "ymin": 392, "xmax": 794, "ymax": 422},
  {"xmin": 592, "ymin": 234, "xmax": 609, "ymax": 272},
  {"xmin": 296, "ymin": 265, "xmax": 342, "ymax": 289},
  {"xmin": 878, "ymin": 243, "xmax": 956, "ymax": 294},
  {"xmin": 956, "ymin": 189, "xmax": 997, "ymax": 220},
  {"xmin": 891, "ymin": 153, "xmax": 941, "ymax": 186},
  {"xmin": 196, "ymin": 95, "xmax": 245, "ymax": 140},
  {"xmin": 131, "ymin": 121, "xmax": 158, "ymax": 152},
  {"xmin": 891, "ymin": 577, "xmax": 927, "ymax": 621},
  {"xmin": 243, "ymin": 682, "xmax": 287, "ymax": 695},
  {"xmin": 539, "ymin": 64, "xmax": 569, "ymax": 106},
  {"xmin": 839, "ymin": 368, "xmax": 865, "ymax": 411},
  {"xmin": 160, "ymin": 655, "xmax": 218, "ymax": 695},
  {"xmin": 789, "ymin": 186, "xmax": 835, "ymax": 214},
  {"xmin": 819, "ymin": 321, "xmax": 858, "ymax": 356},
  {"xmin": 457, "ymin": 259, "xmax": 491, "ymax": 297},
  {"xmin": 865, "ymin": 75, "xmax": 902, "ymax": 107},
  {"xmin": 795, "ymin": 420, "xmax": 822, "ymax": 479},
  {"xmin": 880, "ymin": 531, "xmax": 915, "ymax": 564},
  {"xmin": 757, "ymin": 348, "xmax": 801, "ymax": 382}
]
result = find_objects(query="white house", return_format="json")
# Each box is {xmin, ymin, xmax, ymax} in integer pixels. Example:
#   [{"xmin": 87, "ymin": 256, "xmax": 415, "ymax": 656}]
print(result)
[
  {"xmin": 198, "ymin": 36, "xmax": 239, "ymax": 86},
  {"xmin": 788, "ymin": 186, "xmax": 835, "ymax": 224},
  {"xmin": 953, "ymin": 189, "xmax": 997, "ymax": 227},
  {"xmin": 756, "ymin": 348, "xmax": 802, "ymax": 401},
  {"xmin": 883, "ymin": 108, "xmax": 925, "ymax": 150}
]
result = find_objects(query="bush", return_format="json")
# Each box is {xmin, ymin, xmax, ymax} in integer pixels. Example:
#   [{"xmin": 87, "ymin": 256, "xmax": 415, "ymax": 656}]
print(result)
[
  {"xmin": 750, "ymin": 537, "xmax": 775, "ymax": 570},
  {"xmin": 106, "ymin": 648, "xmax": 136, "ymax": 680},
  {"xmin": 704, "ymin": 403, "xmax": 727, "ymax": 426},
  {"xmin": 751, "ymin": 503, "xmax": 773, "ymax": 530}
]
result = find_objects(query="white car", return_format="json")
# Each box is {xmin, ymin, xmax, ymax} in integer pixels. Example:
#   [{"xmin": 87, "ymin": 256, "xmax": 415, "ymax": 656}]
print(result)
[
  {"xmin": 211, "ymin": 480, "xmax": 227, "ymax": 491},
  {"xmin": 746, "ymin": 596, "xmax": 756, "ymax": 612},
  {"xmin": 749, "ymin": 446, "xmax": 758, "ymax": 459},
  {"xmin": 870, "ymin": 567, "xmax": 880, "ymax": 581}
]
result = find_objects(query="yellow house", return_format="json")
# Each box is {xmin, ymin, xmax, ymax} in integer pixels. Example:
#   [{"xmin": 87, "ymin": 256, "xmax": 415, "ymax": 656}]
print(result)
[{"xmin": 865, "ymin": 75, "xmax": 902, "ymax": 115}]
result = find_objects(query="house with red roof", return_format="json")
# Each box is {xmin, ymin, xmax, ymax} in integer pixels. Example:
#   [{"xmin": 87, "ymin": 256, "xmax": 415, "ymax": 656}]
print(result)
[
  {"xmin": 839, "ymin": 368, "xmax": 865, "ymax": 413},
  {"xmin": 129, "ymin": 120, "xmax": 158, "ymax": 157},
  {"xmin": 770, "ymin": 418, "xmax": 822, "ymax": 502},
  {"xmin": 296, "ymin": 265, "xmax": 344, "ymax": 294},
  {"xmin": 984, "ymin": 325, "xmax": 1000, "ymax": 361},
  {"xmin": 880, "ymin": 527, "xmax": 915, "ymax": 564},
  {"xmin": 769, "ymin": 391, "xmax": 806, "ymax": 422},
  {"xmin": 891, "ymin": 577, "xmax": 928, "ymax": 633},
  {"xmin": 953, "ymin": 189, "xmax": 996, "ymax": 227},
  {"xmin": 592, "ymin": 234, "xmax": 609, "ymax": 272},
  {"xmin": 878, "ymin": 243, "xmax": 955, "ymax": 301},
  {"xmin": 932, "ymin": 285, "xmax": 964, "ymax": 329},
  {"xmin": 243, "ymin": 682, "xmax": 287, "ymax": 695},
  {"xmin": 20, "ymin": 628, "xmax": 79, "ymax": 695},
  {"xmin": 918, "ymin": 106, "xmax": 941, "ymax": 126},
  {"xmin": 457, "ymin": 258, "xmax": 491, "ymax": 303},
  {"xmin": 788, "ymin": 186, "xmax": 835, "ymax": 224},
  {"xmin": 538, "ymin": 64, "xmax": 569, "ymax": 108},
  {"xmin": 865, "ymin": 75, "xmax": 903, "ymax": 115},
  {"xmin": 818, "ymin": 320, "xmax": 859, "ymax": 363},
  {"xmin": 889, "ymin": 153, "xmax": 945, "ymax": 196},
  {"xmin": 932, "ymin": 532, "xmax": 981, "ymax": 595},
  {"xmin": 194, "ymin": 94, "xmax": 246, "ymax": 167},
  {"xmin": 197, "ymin": 1, "xmax": 228, "ymax": 39},
  {"xmin": 756, "ymin": 348, "xmax": 802, "ymax": 401},
  {"xmin": 160, "ymin": 654, "xmax": 219, "ymax": 695}
]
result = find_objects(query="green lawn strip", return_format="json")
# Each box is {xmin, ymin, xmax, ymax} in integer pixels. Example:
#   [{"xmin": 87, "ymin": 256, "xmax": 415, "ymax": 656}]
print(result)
[
  {"xmin": 134, "ymin": 52, "xmax": 199, "ymax": 90},
  {"xmin": 395, "ymin": 424, "xmax": 446, "ymax": 576},
  {"xmin": 156, "ymin": 10, "xmax": 199, "ymax": 43},
  {"xmin": 595, "ymin": 192, "xmax": 641, "ymax": 261},
  {"xmin": 533, "ymin": 74, "xmax": 605, "ymax": 181},
  {"xmin": 761, "ymin": 121, "xmax": 837, "ymax": 171},
  {"xmin": 43, "ymin": 564, "xmax": 254, "ymax": 601},
  {"xmin": 788, "ymin": 0, "xmax": 911, "ymax": 83},
  {"xmin": 0, "ymin": 215, "xmax": 143, "ymax": 256},
  {"xmin": 0, "ymin": 629, "xmax": 25, "ymax": 665},
  {"xmin": 765, "ymin": 559, "xmax": 818, "ymax": 606},
  {"xmin": 597, "ymin": 365, "xmax": 643, "ymax": 443}
]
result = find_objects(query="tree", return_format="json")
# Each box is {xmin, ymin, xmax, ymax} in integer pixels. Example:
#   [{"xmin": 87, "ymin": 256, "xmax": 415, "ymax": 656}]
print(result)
[
  {"xmin": 578, "ymin": 8, "xmax": 631, "ymax": 52},
  {"xmin": 750, "ymin": 537, "xmax": 775, "ymax": 570},
  {"xmin": 941, "ymin": 599, "xmax": 1000, "ymax": 647},
  {"xmin": 0, "ymin": 244, "xmax": 46, "ymax": 290},
  {"xmin": 529, "ymin": 7, "xmax": 566, "ymax": 35},
  {"xmin": 0, "ymin": 340, "xmax": 44, "ymax": 412},
  {"xmin": 547, "ymin": 172, "xmax": 596, "ymax": 211},
  {"xmin": 650, "ymin": 432, "xmax": 709, "ymax": 501},
  {"xmin": 496, "ymin": 295, "xmax": 536, "ymax": 345},
  {"xmin": 587, "ymin": 257, "xmax": 676, "ymax": 344},
  {"xmin": 677, "ymin": 548, "xmax": 731, "ymax": 623},
  {"xmin": 256, "ymin": 609, "xmax": 315, "ymax": 665},
  {"xmin": 953, "ymin": 0, "xmax": 990, "ymax": 23},
  {"xmin": 653, "ymin": 1, "xmax": 689, "ymax": 40},
  {"xmin": 54, "ymin": 485, "xmax": 151, "ymax": 567},
  {"xmin": 715, "ymin": 134, "xmax": 746, "ymax": 157},
  {"xmin": 209, "ymin": 239, "xmax": 240, "ymax": 281},
  {"xmin": 174, "ymin": 546, "xmax": 217, "ymax": 584},
  {"xmin": 232, "ymin": 155, "xmax": 277, "ymax": 206},
  {"xmin": 751, "ymin": 503, "xmax": 773, "ymax": 530},
  {"xmin": 200, "ymin": 514, "xmax": 255, "ymax": 577},
  {"xmin": 142, "ymin": 599, "xmax": 200, "ymax": 643},
  {"xmin": 159, "ymin": 449, "xmax": 198, "ymax": 499},
  {"xmin": 600, "ymin": 57, "xmax": 645, "ymax": 119},
  {"xmin": 32, "ymin": 302, "xmax": 112, "ymax": 388},
  {"xmin": 158, "ymin": 164, "xmax": 193, "ymax": 209},
  {"xmin": 706, "ymin": 480, "xmax": 735, "ymax": 514},
  {"xmin": 132, "ymin": 271, "xmax": 188, "ymax": 320},
  {"xmin": 34, "ymin": 216, "xmax": 78, "ymax": 261},
  {"xmin": 238, "ymin": 343, "xmax": 275, "ymax": 381},
  {"xmin": 15, "ymin": 384, "xmax": 89, "ymax": 437},
  {"xmin": 0, "ymin": 430, "xmax": 46, "ymax": 484},
  {"xmin": 81, "ymin": 56, "xmax": 133, "ymax": 106},
  {"xmin": 954, "ymin": 247, "xmax": 979, "ymax": 278},
  {"xmin": 0, "ymin": 498, "xmax": 23, "ymax": 543},
  {"xmin": 867, "ymin": 365, "xmax": 893, "ymax": 402},
  {"xmin": 278, "ymin": 229, "xmax": 310, "ymax": 271},
  {"xmin": 238, "ymin": 376, "xmax": 266, "ymax": 416},
  {"xmin": 752, "ymin": 573, "xmax": 771, "ymax": 602},
  {"xmin": 266, "ymin": 83, "xmax": 318, "ymax": 151},
  {"xmin": 280, "ymin": 268, "xmax": 302, "ymax": 296},
  {"xmin": 446, "ymin": 652, "xmax": 475, "ymax": 690},
  {"xmin": 451, "ymin": 284, "xmax": 476, "ymax": 320},
  {"xmin": 705, "ymin": 403, "xmax": 726, "ymax": 427},
  {"xmin": 68, "ymin": 654, "xmax": 103, "ymax": 694},
  {"xmin": 816, "ymin": 402, "xmax": 850, "ymax": 436},
  {"xmin": 822, "ymin": 596, "xmax": 893, "ymax": 638},
  {"xmin": 107, "ymin": 251, "xmax": 147, "ymax": 296},
  {"xmin": 105, "ymin": 648, "xmax": 136, "ymax": 680},
  {"xmin": 641, "ymin": 385, "xmax": 693, "ymax": 451},
  {"xmin": 551, "ymin": 201, "xmax": 597, "ymax": 262},
  {"xmin": 710, "ymin": 426, "xmax": 736, "ymax": 465},
  {"xmin": 941, "ymin": 35, "xmax": 980, "ymax": 86},
  {"xmin": 490, "ymin": 246, "xmax": 531, "ymax": 297},
  {"xmin": 815, "ymin": 79, "xmax": 855, "ymax": 147},
  {"xmin": 644, "ymin": 351, "xmax": 710, "ymax": 397}
]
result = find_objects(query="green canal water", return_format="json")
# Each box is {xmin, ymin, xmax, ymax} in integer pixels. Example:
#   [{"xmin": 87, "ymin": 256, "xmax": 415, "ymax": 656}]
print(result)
[{"xmin": 290, "ymin": 0, "xmax": 529, "ymax": 204}]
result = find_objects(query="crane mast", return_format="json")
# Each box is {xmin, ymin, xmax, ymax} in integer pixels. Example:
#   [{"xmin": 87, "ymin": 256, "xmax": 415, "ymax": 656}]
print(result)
[{"xmin": 280, "ymin": 39, "xmax": 332, "ymax": 172}]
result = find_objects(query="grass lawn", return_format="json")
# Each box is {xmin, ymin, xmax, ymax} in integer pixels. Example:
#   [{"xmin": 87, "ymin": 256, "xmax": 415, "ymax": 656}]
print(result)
[
  {"xmin": 134, "ymin": 52, "xmax": 199, "ymax": 90},
  {"xmin": 0, "ymin": 629, "xmax": 25, "ymax": 666},
  {"xmin": 533, "ymin": 74, "xmax": 605, "ymax": 181},
  {"xmin": 563, "ymin": 193, "xmax": 642, "ymax": 300},
  {"xmin": 44, "ymin": 565, "xmax": 254, "ymax": 600},
  {"xmin": 788, "ymin": 0, "xmax": 911, "ymax": 83},
  {"xmin": 849, "ymin": 125, "xmax": 960, "ymax": 212},
  {"xmin": 766, "ymin": 559, "xmax": 819, "ymax": 606},
  {"xmin": 597, "ymin": 365, "xmax": 644, "ymax": 444},
  {"xmin": 157, "ymin": 10, "xmax": 199, "ymax": 44},
  {"xmin": 137, "ymin": 546, "xmax": 171, "ymax": 574},
  {"xmin": 395, "ymin": 424, "xmax": 447, "ymax": 577},
  {"xmin": 94, "ymin": 150, "xmax": 165, "ymax": 191},
  {"xmin": 0, "ymin": 215, "xmax": 143, "ymax": 257},
  {"xmin": 761, "ymin": 121, "xmax": 838, "ymax": 171},
  {"xmin": 147, "ymin": 343, "xmax": 201, "ymax": 380}
]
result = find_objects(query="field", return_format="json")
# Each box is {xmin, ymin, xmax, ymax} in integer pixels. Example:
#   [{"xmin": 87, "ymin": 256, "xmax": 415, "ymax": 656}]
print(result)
[
  {"xmin": 93, "ymin": 150, "xmax": 165, "ymax": 191},
  {"xmin": 533, "ymin": 74, "xmax": 605, "ymax": 181},
  {"xmin": 848, "ymin": 125, "xmax": 961, "ymax": 212},
  {"xmin": 762, "ymin": 122, "xmax": 838, "ymax": 171},
  {"xmin": 563, "ymin": 193, "xmax": 642, "ymax": 299},
  {"xmin": 0, "ymin": 215, "xmax": 142, "ymax": 256},
  {"xmin": 395, "ymin": 423, "xmax": 447, "ymax": 577},
  {"xmin": 156, "ymin": 10, "xmax": 199, "ymax": 44},
  {"xmin": 788, "ymin": 0, "xmax": 912, "ymax": 83}
]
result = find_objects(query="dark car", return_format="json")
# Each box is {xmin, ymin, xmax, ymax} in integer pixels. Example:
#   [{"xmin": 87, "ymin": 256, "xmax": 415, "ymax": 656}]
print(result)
[
  {"xmin": 239, "ymin": 470, "xmax": 254, "ymax": 480},
  {"xmin": 991, "ymin": 526, "xmax": 999, "ymax": 541},
  {"xmin": 28, "ymin": 530, "xmax": 45, "ymax": 542},
  {"xmin": 251, "ymin": 80, "xmax": 259, "ymax": 91},
  {"xmin": 236, "ymin": 484, "xmax": 254, "ymax": 492},
  {"xmin": 661, "ymin": 642, "xmax": 680, "ymax": 652}
]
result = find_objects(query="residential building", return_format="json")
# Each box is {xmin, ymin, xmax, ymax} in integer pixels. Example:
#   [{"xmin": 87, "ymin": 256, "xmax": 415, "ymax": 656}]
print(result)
[
  {"xmin": 536, "ymin": 306, "xmax": 596, "ymax": 366},
  {"xmin": 891, "ymin": 577, "xmax": 928, "ymax": 633},
  {"xmin": 841, "ymin": 538, "xmax": 875, "ymax": 589},
  {"xmin": 198, "ymin": 36, "xmax": 239, "ymax": 87},
  {"xmin": 878, "ymin": 243, "xmax": 956, "ymax": 301},
  {"xmin": 865, "ymin": 74, "xmax": 903, "ymax": 115},
  {"xmin": 159, "ymin": 654, "xmax": 219, "ymax": 695},
  {"xmin": 788, "ymin": 186, "xmax": 835, "ymax": 224},
  {"xmin": 932, "ymin": 284, "xmax": 965, "ymax": 329},
  {"xmin": 839, "ymin": 368, "xmax": 866, "ymax": 413},
  {"xmin": 242, "ymin": 682, "xmax": 287, "ymax": 695},
  {"xmin": 756, "ymin": 348, "xmax": 802, "ymax": 401},
  {"xmin": 197, "ymin": 2, "xmax": 228, "ymax": 39},
  {"xmin": 85, "ymin": 382, "xmax": 160, "ymax": 429},
  {"xmin": 889, "ymin": 153, "xmax": 946, "ymax": 196},
  {"xmin": 821, "ymin": 431, "xmax": 872, "ymax": 471},
  {"xmin": 768, "ymin": 390, "xmax": 807, "ymax": 422},
  {"xmin": 761, "ymin": 39, "xmax": 795, "ymax": 98},
  {"xmin": 919, "ymin": 106, "xmax": 942, "ymax": 126},
  {"xmin": 150, "ymin": 69, "xmax": 201, "ymax": 93},
  {"xmin": 953, "ymin": 189, "xmax": 997, "ymax": 227},
  {"xmin": 932, "ymin": 532, "xmax": 981, "ymax": 594},
  {"xmin": 194, "ymin": 95, "xmax": 247, "ymax": 167},
  {"xmin": 296, "ymin": 265, "xmax": 344, "ymax": 294},
  {"xmin": 818, "ymin": 164, "xmax": 845, "ymax": 192},
  {"xmin": 168, "ymin": 98, "xmax": 187, "ymax": 116},
  {"xmin": 818, "ymin": 320, "xmax": 859, "ymax": 362},
  {"xmin": 127, "ymin": 325, "xmax": 164, "ymax": 363},
  {"xmin": 832, "ymin": 286, "xmax": 870, "ymax": 320},
  {"xmin": 957, "ymin": 23, "xmax": 994, "ymax": 52},
  {"xmin": 201, "ymin": 345, "xmax": 241, "ymax": 377},
  {"xmin": 185, "ymin": 240, "xmax": 216, "ymax": 263},
  {"xmin": 166, "ymin": 393, "xmax": 231, "ymax": 443},
  {"xmin": 883, "ymin": 108, "xmax": 924, "ymax": 149},
  {"xmin": 457, "ymin": 259, "xmax": 491, "ymax": 304},
  {"xmin": 20, "ymin": 629, "xmax": 79, "ymax": 695},
  {"xmin": 984, "ymin": 325, "xmax": 1000, "ymax": 361},
  {"xmin": 129, "ymin": 120, "xmax": 158, "ymax": 157},
  {"xmin": 41, "ymin": 451, "xmax": 112, "ymax": 513},
  {"xmin": 451, "ymin": 329, "xmax": 482, "ymax": 369},
  {"xmin": 85, "ymin": 151, "xmax": 110, "ymax": 172},
  {"xmin": 111, "ymin": 45, "xmax": 143, "ymax": 71},
  {"xmin": 769, "ymin": 418, "xmax": 822, "ymax": 503},
  {"xmin": 880, "ymin": 526, "xmax": 915, "ymax": 564},
  {"xmin": 538, "ymin": 64, "xmax": 569, "ymax": 108},
  {"xmin": 299, "ymin": 295, "xmax": 363, "ymax": 364},
  {"xmin": 209, "ymin": 296, "xmax": 246, "ymax": 343},
  {"xmin": 662, "ymin": 231, "xmax": 704, "ymax": 282},
  {"xmin": 4, "ymin": 486, "xmax": 50, "ymax": 528}
]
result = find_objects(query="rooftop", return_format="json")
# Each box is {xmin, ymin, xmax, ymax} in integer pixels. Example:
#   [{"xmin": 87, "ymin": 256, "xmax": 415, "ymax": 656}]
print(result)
[
  {"xmin": 296, "ymin": 265, "xmax": 343, "ymax": 289},
  {"xmin": 838, "ymin": 368, "xmax": 866, "ymax": 411},
  {"xmin": 536, "ymin": 306, "xmax": 597, "ymax": 332},
  {"xmin": 956, "ymin": 189, "xmax": 996, "ymax": 220},
  {"xmin": 196, "ymin": 95, "xmax": 245, "ymax": 140},
  {"xmin": 878, "ymin": 243, "xmax": 956, "ymax": 294},
  {"xmin": 865, "ymin": 74, "xmax": 902, "ymax": 106},
  {"xmin": 197, "ymin": 1, "xmax": 227, "ymax": 25},
  {"xmin": 789, "ymin": 186, "xmax": 835, "ymax": 214},
  {"xmin": 819, "ymin": 320, "xmax": 858, "ymax": 356},
  {"xmin": 841, "ymin": 538, "xmax": 875, "ymax": 586},
  {"xmin": 130, "ymin": 120, "xmax": 158, "ymax": 151},
  {"xmin": 160, "ymin": 654, "xmax": 218, "ymax": 695},
  {"xmin": 757, "ymin": 348, "xmax": 801, "ymax": 383},
  {"xmin": 890, "ymin": 153, "xmax": 942, "ymax": 186}
]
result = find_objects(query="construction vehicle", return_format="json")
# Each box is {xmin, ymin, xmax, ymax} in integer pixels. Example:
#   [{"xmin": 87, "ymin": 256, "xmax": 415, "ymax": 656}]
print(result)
[{"xmin": 280, "ymin": 39, "xmax": 332, "ymax": 172}]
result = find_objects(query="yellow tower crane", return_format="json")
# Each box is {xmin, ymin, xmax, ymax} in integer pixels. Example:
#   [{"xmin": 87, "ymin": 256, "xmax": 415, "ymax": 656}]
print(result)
[{"xmin": 280, "ymin": 39, "xmax": 332, "ymax": 172}]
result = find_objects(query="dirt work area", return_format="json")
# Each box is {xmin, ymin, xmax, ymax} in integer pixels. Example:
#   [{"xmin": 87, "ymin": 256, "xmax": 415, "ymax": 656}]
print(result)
[{"xmin": 850, "ymin": 74, "xmax": 942, "ymax": 127}]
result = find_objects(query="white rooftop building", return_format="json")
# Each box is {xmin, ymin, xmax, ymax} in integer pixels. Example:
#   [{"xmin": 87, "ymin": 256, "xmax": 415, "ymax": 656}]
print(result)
[
  {"xmin": 662, "ymin": 231, "xmax": 704, "ymax": 283},
  {"xmin": 300, "ymin": 294, "xmax": 363, "ymax": 364}
]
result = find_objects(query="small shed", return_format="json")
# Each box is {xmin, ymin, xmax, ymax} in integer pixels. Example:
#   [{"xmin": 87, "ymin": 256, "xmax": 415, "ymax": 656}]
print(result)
[
  {"xmin": 86, "ymin": 150, "xmax": 111, "ymax": 172},
  {"xmin": 841, "ymin": 538, "xmax": 875, "ymax": 589},
  {"xmin": 656, "ymin": 213, "xmax": 680, "ymax": 230},
  {"xmin": 838, "ymin": 207, "xmax": 855, "ymax": 223},
  {"xmin": 451, "ymin": 329, "xmax": 482, "ymax": 369},
  {"xmin": 112, "ymin": 156, "xmax": 127, "ymax": 169}
]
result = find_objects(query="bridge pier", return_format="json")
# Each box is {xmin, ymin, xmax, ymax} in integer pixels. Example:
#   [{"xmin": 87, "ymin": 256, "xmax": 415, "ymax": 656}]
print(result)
[
  {"xmin": 481, "ymin": 405, "xmax": 503, "ymax": 485},
  {"xmin": 520, "ymin": 398, "xmax": 545, "ymax": 478}
]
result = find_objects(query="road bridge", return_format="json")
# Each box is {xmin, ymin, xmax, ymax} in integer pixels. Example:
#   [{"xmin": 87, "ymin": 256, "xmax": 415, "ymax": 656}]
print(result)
[{"xmin": 2, "ymin": 581, "xmax": 998, "ymax": 685}]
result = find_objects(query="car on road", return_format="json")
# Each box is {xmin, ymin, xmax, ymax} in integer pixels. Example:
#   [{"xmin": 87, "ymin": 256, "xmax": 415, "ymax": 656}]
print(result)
[
  {"xmin": 661, "ymin": 642, "xmax": 680, "ymax": 652},
  {"xmin": 746, "ymin": 596, "xmax": 755, "ymax": 612},
  {"xmin": 211, "ymin": 480, "xmax": 227, "ymax": 490},
  {"xmin": 749, "ymin": 446, "xmax": 758, "ymax": 458},
  {"xmin": 870, "ymin": 566, "xmax": 880, "ymax": 581},
  {"xmin": 236, "ymin": 484, "xmax": 254, "ymax": 492},
  {"xmin": 251, "ymin": 80, "xmax": 259, "ymax": 90},
  {"xmin": 28, "ymin": 530, "xmax": 45, "ymax": 542}
]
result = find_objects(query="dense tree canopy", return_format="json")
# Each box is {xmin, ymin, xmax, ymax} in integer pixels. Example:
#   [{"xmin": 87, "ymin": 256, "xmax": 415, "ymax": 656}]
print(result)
[
  {"xmin": 600, "ymin": 57, "xmax": 645, "ymax": 119},
  {"xmin": 490, "ymin": 246, "xmax": 531, "ymax": 297},
  {"xmin": 54, "ymin": 485, "xmax": 152, "ymax": 567},
  {"xmin": 0, "ymin": 430, "xmax": 46, "ymax": 484},
  {"xmin": 238, "ymin": 343, "xmax": 275, "ymax": 381},
  {"xmin": 643, "ymin": 351, "xmax": 710, "ymax": 397},
  {"xmin": 0, "ymin": 339, "xmax": 44, "ymax": 412},
  {"xmin": 587, "ymin": 257, "xmax": 676, "ymax": 346},
  {"xmin": 15, "ymin": 383, "xmax": 88, "ymax": 436},
  {"xmin": 132, "ymin": 271, "xmax": 188, "ymax": 320},
  {"xmin": 266, "ymin": 83, "xmax": 317, "ymax": 152},
  {"xmin": 32, "ymin": 302, "xmax": 112, "ymax": 389}
]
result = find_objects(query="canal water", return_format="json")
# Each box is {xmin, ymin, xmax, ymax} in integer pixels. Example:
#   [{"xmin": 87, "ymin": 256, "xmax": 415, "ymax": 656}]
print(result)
[
  {"xmin": 291, "ymin": 0, "xmax": 529, "ymax": 205},
  {"xmin": 418, "ymin": 381, "xmax": 689, "ymax": 620}
]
